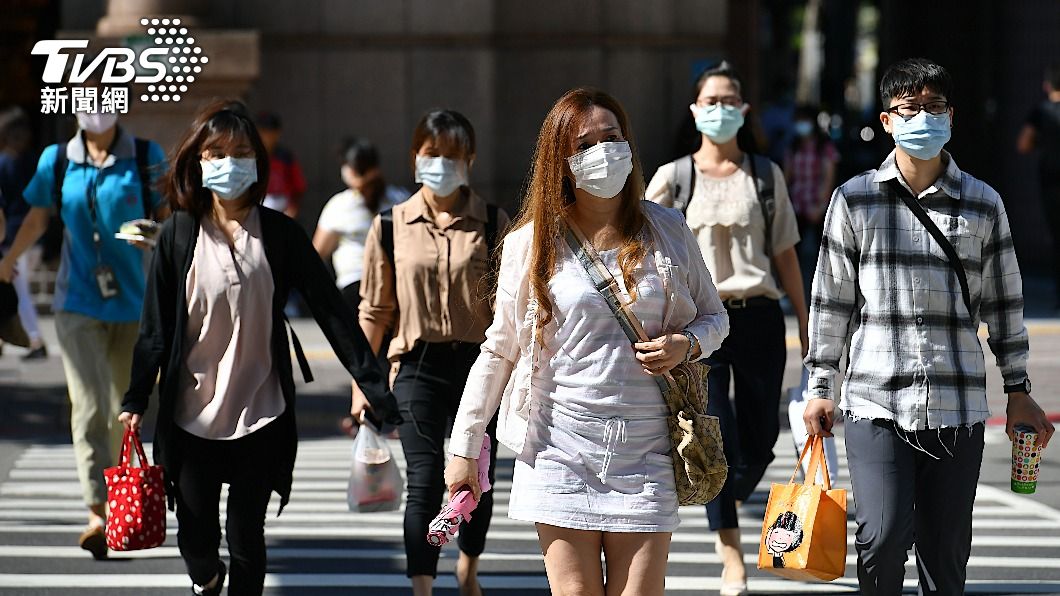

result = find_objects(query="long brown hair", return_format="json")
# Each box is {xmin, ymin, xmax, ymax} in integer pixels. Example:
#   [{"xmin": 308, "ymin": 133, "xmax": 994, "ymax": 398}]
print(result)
[
  {"xmin": 511, "ymin": 87, "xmax": 648, "ymax": 328},
  {"xmin": 164, "ymin": 99, "xmax": 270, "ymax": 219}
]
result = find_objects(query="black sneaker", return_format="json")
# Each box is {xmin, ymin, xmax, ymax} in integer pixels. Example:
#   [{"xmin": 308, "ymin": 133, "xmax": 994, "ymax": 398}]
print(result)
[
  {"xmin": 191, "ymin": 560, "xmax": 226, "ymax": 596},
  {"xmin": 22, "ymin": 345, "xmax": 47, "ymax": 361}
]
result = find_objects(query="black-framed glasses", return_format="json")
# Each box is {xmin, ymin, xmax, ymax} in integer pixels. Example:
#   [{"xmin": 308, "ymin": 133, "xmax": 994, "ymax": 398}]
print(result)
[
  {"xmin": 885, "ymin": 101, "xmax": 951, "ymax": 120},
  {"xmin": 695, "ymin": 95, "xmax": 743, "ymax": 109}
]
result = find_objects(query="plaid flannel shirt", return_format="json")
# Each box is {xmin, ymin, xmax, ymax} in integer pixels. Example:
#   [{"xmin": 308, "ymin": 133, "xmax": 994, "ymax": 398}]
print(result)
[{"xmin": 806, "ymin": 151, "xmax": 1029, "ymax": 430}]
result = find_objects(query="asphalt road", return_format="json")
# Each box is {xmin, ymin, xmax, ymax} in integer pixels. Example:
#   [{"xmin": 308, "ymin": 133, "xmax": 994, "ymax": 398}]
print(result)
[{"xmin": 1, "ymin": 315, "xmax": 1059, "ymax": 594}]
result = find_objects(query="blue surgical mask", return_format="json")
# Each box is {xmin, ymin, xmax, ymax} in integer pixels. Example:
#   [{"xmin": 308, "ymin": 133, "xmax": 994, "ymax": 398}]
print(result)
[
  {"xmin": 794, "ymin": 120, "xmax": 815, "ymax": 138},
  {"xmin": 692, "ymin": 103, "xmax": 745, "ymax": 143},
  {"xmin": 889, "ymin": 111, "xmax": 951, "ymax": 160},
  {"xmin": 200, "ymin": 157, "xmax": 258, "ymax": 201},
  {"xmin": 415, "ymin": 156, "xmax": 467, "ymax": 197}
]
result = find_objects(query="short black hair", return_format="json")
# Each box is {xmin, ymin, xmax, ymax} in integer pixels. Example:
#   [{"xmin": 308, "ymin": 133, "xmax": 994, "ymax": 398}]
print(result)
[
  {"xmin": 339, "ymin": 137, "xmax": 380, "ymax": 175},
  {"xmin": 410, "ymin": 109, "xmax": 476, "ymax": 161},
  {"xmin": 1046, "ymin": 63, "xmax": 1060, "ymax": 91},
  {"xmin": 879, "ymin": 58, "xmax": 953, "ymax": 107}
]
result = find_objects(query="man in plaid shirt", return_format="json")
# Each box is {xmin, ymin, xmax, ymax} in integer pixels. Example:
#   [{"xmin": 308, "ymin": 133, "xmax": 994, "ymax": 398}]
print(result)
[{"xmin": 803, "ymin": 58, "xmax": 1055, "ymax": 595}]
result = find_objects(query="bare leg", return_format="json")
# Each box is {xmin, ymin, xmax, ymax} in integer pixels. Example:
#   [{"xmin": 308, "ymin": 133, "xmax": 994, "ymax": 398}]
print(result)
[
  {"xmin": 456, "ymin": 552, "xmax": 483, "ymax": 596},
  {"xmin": 411, "ymin": 575, "xmax": 433, "ymax": 596},
  {"xmin": 716, "ymin": 527, "xmax": 746, "ymax": 586},
  {"xmin": 536, "ymin": 524, "xmax": 605, "ymax": 596},
  {"xmin": 601, "ymin": 532, "xmax": 671, "ymax": 596}
]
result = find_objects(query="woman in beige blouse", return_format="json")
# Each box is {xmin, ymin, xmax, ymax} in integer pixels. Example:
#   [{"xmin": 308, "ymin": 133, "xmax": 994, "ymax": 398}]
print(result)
[
  {"xmin": 646, "ymin": 61, "xmax": 809, "ymax": 596},
  {"xmin": 351, "ymin": 109, "xmax": 510, "ymax": 596}
]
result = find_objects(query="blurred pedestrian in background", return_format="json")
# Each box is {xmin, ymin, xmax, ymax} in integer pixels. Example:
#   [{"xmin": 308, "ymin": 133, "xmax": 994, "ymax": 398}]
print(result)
[
  {"xmin": 313, "ymin": 137, "xmax": 410, "ymax": 314},
  {"xmin": 784, "ymin": 104, "xmax": 839, "ymax": 297},
  {"xmin": 446, "ymin": 87, "xmax": 727, "ymax": 596},
  {"xmin": 255, "ymin": 111, "xmax": 306, "ymax": 219},
  {"xmin": 0, "ymin": 88, "xmax": 168, "ymax": 560},
  {"xmin": 351, "ymin": 109, "xmax": 509, "ymax": 596},
  {"xmin": 646, "ymin": 61, "xmax": 806, "ymax": 596},
  {"xmin": 1017, "ymin": 62, "xmax": 1060, "ymax": 310},
  {"xmin": 0, "ymin": 106, "xmax": 47, "ymax": 359},
  {"xmin": 119, "ymin": 100, "xmax": 398, "ymax": 596}
]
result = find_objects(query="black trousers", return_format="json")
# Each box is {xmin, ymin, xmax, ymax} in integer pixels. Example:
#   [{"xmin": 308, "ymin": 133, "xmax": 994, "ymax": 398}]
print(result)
[
  {"xmin": 173, "ymin": 420, "xmax": 281, "ymax": 596},
  {"xmin": 704, "ymin": 299, "xmax": 786, "ymax": 530},
  {"xmin": 393, "ymin": 341, "xmax": 498, "ymax": 578},
  {"xmin": 845, "ymin": 418, "xmax": 984, "ymax": 595}
]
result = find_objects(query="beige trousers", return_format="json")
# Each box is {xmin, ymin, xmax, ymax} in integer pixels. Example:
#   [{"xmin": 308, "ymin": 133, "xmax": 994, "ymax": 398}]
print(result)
[{"xmin": 54, "ymin": 311, "xmax": 139, "ymax": 506}]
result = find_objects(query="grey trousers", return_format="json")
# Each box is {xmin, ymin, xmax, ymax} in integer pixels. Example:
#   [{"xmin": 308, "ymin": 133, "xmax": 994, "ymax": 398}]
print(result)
[{"xmin": 844, "ymin": 418, "xmax": 984, "ymax": 596}]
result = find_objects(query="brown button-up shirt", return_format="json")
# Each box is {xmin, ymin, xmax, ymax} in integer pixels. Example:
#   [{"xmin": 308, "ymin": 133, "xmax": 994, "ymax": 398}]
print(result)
[{"xmin": 359, "ymin": 189, "xmax": 511, "ymax": 363}]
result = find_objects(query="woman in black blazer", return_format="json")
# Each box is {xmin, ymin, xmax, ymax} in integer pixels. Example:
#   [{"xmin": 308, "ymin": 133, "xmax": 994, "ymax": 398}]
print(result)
[{"xmin": 119, "ymin": 100, "xmax": 399, "ymax": 596}]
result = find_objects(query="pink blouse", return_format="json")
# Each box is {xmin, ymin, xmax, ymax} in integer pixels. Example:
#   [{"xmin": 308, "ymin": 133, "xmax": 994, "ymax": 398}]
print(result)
[{"xmin": 174, "ymin": 207, "xmax": 286, "ymax": 439}]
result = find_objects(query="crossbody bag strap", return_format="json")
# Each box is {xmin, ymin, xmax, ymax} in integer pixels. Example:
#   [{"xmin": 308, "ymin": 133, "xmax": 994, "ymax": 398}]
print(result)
[
  {"xmin": 561, "ymin": 220, "xmax": 672, "ymax": 393},
  {"xmin": 671, "ymin": 154, "xmax": 695, "ymax": 214},
  {"xmin": 890, "ymin": 181, "xmax": 973, "ymax": 316}
]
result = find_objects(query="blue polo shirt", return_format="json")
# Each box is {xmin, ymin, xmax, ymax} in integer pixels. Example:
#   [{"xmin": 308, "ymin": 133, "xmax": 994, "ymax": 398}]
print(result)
[{"xmin": 23, "ymin": 129, "xmax": 166, "ymax": 322}]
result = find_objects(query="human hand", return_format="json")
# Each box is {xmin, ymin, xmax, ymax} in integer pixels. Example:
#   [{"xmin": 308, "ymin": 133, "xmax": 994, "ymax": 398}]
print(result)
[
  {"xmin": 444, "ymin": 455, "xmax": 482, "ymax": 501},
  {"xmin": 634, "ymin": 333, "xmax": 690, "ymax": 376},
  {"xmin": 799, "ymin": 319, "xmax": 810, "ymax": 360},
  {"xmin": 118, "ymin": 411, "xmax": 142, "ymax": 433},
  {"xmin": 350, "ymin": 381, "xmax": 372, "ymax": 420},
  {"xmin": 1006, "ymin": 392, "xmax": 1055, "ymax": 449},
  {"xmin": 0, "ymin": 257, "xmax": 17, "ymax": 283},
  {"xmin": 802, "ymin": 398, "xmax": 835, "ymax": 438}
]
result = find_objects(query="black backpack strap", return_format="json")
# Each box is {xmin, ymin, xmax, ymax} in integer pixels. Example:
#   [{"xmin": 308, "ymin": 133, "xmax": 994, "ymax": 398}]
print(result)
[
  {"xmin": 890, "ymin": 181, "xmax": 973, "ymax": 316},
  {"xmin": 749, "ymin": 154, "xmax": 777, "ymax": 261},
  {"xmin": 671, "ymin": 154, "xmax": 695, "ymax": 214},
  {"xmin": 51, "ymin": 142, "xmax": 68, "ymax": 212},
  {"xmin": 284, "ymin": 313, "xmax": 314, "ymax": 383},
  {"xmin": 133, "ymin": 138, "xmax": 153, "ymax": 219},
  {"xmin": 378, "ymin": 208, "xmax": 395, "ymax": 270}
]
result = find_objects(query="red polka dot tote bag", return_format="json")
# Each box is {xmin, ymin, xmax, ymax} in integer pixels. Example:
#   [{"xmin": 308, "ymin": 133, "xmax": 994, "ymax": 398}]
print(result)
[{"xmin": 104, "ymin": 430, "xmax": 167, "ymax": 550}]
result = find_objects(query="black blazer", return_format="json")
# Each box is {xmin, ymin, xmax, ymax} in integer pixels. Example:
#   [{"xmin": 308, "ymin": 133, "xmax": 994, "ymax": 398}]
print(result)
[{"xmin": 123, "ymin": 208, "xmax": 400, "ymax": 511}]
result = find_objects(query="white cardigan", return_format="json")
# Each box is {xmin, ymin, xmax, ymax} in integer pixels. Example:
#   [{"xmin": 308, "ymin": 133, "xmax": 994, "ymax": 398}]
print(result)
[{"xmin": 448, "ymin": 200, "xmax": 730, "ymax": 459}]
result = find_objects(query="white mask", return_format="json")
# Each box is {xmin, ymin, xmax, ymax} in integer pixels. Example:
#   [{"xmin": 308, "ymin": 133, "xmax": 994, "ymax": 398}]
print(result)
[
  {"xmin": 76, "ymin": 112, "xmax": 118, "ymax": 134},
  {"xmin": 567, "ymin": 141, "xmax": 633, "ymax": 199},
  {"xmin": 200, "ymin": 157, "xmax": 258, "ymax": 201},
  {"xmin": 415, "ymin": 155, "xmax": 467, "ymax": 197}
]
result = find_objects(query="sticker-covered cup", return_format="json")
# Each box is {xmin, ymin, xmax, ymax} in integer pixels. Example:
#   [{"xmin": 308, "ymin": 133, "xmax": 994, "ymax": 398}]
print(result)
[{"xmin": 1012, "ymin": 425, "xmax": 1044, "ymax": 494}]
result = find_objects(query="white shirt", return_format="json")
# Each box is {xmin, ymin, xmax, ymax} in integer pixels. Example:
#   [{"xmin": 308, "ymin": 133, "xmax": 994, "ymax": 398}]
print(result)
[
  {"xmin": 646, "ymin": 158, "xmax": 800, "ymax": 300},
  {"xmin": 316, "ymin": 186, "xmax": 408, "ymax": 289}
]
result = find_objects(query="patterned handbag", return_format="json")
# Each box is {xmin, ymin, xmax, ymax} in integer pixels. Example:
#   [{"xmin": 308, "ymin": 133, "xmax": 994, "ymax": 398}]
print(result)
[
  {"xmin": 563, "ymin": 222, "xmax": 727, "ymax": 505},
  {"xmin": 104, "ymin": 430, "xmax": 167, "ymax": 551}
]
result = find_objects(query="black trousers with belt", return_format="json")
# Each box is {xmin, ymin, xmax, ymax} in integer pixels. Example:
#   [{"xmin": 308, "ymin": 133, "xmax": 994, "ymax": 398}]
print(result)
[
  {"xmin": 173, "ymin": 418, "xmax": 283, "ymax": 596},
  {"xmin": 704, "ymin": 298, "xmax": 787, "ymax": 530},
  {"xmin": 394, "ymin": 340, "xmax": 499, "ymax": 578}
]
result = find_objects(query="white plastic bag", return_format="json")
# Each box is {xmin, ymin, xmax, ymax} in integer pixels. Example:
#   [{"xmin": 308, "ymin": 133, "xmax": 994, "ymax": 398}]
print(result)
[
  {"xmin": 347, "ymin": 424, "xmax": 403, "ymax": 513},
  {"xmin": 787, "ymin": 368, "xmax": 839, "ymax": 486}
]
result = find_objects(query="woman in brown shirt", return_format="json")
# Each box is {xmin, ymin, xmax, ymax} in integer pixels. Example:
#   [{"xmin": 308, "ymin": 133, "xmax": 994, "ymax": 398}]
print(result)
[{"xmin": 352, "ymin": 109, "xmax": 509, "ymax": 596}]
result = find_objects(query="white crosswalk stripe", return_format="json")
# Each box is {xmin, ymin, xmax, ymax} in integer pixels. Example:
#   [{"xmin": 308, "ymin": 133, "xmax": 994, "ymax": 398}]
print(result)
[{"xmin": 1, "ymin": 430, "xmax": 1059, "ymax": 594}]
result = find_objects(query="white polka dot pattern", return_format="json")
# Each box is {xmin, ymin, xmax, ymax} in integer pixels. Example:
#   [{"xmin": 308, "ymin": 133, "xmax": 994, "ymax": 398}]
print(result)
[{"xmin": 104, "ymin": 430, "xmax": 167, "ymax": 551}]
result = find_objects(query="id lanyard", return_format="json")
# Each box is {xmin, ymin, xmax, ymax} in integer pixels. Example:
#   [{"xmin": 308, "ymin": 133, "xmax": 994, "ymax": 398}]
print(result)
[{"xmin": 82, "ymin": 130, "xmax": 119, "ymax": 264}]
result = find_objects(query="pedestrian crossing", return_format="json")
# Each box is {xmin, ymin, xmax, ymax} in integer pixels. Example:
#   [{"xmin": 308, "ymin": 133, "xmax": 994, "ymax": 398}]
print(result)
[{"xmin": 1, "ymin": 430, "xmax": 1060, "ymax": 594}]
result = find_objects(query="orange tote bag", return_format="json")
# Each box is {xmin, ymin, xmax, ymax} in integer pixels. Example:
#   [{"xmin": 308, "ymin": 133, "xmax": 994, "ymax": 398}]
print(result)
[{"xmin": 758, "ymin": 435, "xmax": 847, "ymax": 581}]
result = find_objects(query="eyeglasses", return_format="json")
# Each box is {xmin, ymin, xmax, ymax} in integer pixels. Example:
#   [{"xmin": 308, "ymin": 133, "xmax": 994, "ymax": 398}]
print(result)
[
  {"xmin": 885, "ymin": 101, "xmax": 951, "ymax": 120},
  {"xmin": 695, "ymin": 95, "xmax": 743, "ymax": 109}
]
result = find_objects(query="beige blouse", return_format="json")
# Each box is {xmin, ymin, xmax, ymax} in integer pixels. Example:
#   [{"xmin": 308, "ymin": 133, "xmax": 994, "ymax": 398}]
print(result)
[
  {"xmin": 646, "ymin": 157, "xmax": 800, "ymax": 300},
  {"xmin": 175, "ymin": 207, "xmax": 286, "ymax": 440},
  {"xmin": 359, "ymin": 190, "xmax": 510, "ymax": 364}
]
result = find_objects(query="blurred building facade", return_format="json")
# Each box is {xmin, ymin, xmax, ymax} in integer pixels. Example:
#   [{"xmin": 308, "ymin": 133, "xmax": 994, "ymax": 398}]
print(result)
[{"xmin": 4, "ymin": 0, "xmax": 1059, "ymax": 270}]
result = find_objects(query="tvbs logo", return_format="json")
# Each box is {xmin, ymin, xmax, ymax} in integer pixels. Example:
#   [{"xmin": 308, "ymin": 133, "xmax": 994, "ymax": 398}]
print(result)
[{"xmin": 33, "ymin": 17, "xmax": 207, "ymax": 115}]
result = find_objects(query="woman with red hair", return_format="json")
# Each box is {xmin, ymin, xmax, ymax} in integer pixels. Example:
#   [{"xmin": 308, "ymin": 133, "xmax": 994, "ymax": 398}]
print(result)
[{"xmin": 445, "ymin": 88, "xmax": 728, "ymax": 595}]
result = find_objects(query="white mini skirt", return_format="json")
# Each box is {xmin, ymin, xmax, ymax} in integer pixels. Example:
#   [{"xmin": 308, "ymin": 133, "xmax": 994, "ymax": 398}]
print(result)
[{"xmin": 507, "ymin": 399, "xmax": 679, "ymax": 533}]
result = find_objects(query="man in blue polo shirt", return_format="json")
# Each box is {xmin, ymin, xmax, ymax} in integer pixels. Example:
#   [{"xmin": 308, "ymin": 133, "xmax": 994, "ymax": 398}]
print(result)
[{"xmin": 0, "ymin": 106, "xmax": 168, "ymax": 559}]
